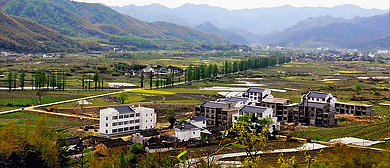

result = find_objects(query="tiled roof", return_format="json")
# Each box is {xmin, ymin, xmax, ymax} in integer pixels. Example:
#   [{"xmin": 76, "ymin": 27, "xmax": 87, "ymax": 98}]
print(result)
[
  {"xmin": 202, "ymin": 101, "xmax": 226, "ymax": 109},
  {"xmin": 66, "ymin": 137, "xmax": 82, "ymax": 146},
  {"xmin": 239, "ymin": 105, "xmax": 268, "ymax": 114},
  {"xmin": 190, "ymin": 116, "xmax": 206, "ymax": 122},
  {"xmin": 176, "ymin": 122, "xmax": 200, "ymax": 130},
  {"xmin": 246, "ymin": 87, "xmax": 267, "ymax": 93},
  {"xmin": 101, "ymin": 138, "xmax": 128, "ymax": 148},
  {"xmin": 112, "ymin": 105, "xmax": 135, "ymax": 114},
  {"xmin": 307, "ymin": 92, "xmax": 330, "ymax": 99}
]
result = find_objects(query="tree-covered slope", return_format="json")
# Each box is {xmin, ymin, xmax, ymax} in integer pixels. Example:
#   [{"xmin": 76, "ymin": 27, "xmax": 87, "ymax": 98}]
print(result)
[
  {"xmin": 0, "ymin": 11, "xmax": 83, "ymax": 52},
  {"xmin": 0, "ymin": 0, "xmax": 230, "ymax": 45}
]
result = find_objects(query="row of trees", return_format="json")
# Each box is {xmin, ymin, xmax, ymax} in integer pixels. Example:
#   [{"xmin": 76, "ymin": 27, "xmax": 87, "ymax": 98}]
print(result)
[
  {"xmin": 186, "ymin": 56, "xmax": 291, "ymax": 82},
  {"xmin": 5, "ymin": 71, "xmax": 66, "ymax": 92},
  {"xmin": 82, "ymin": 73, "xmax": 104, "ymax": 91},
  {"xmin": 137, "ymin": 56, "xmax": 291, "ymax": 89}
]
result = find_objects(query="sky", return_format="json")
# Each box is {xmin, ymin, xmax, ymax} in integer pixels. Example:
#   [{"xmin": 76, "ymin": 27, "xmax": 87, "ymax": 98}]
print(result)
[{"xmin": 74, "ymin": 0, "xmax": 390, "ymax": 10}]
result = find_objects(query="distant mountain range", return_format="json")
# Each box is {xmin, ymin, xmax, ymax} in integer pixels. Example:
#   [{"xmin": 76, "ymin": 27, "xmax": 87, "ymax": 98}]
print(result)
[
  {"xmin": 194, "ymin": 22, "xmax": 248, "ymax": 45},
  {"xmin": 0, "ymin": 11, "xmax": 82, "ymax": 52},
  {"xmin": 0, "ymin": 0, "xmax": 231, "ymax": 52},
  {"xmin": 111, "ymin": 3, "xmax": 388, "ymax": 36},
  {"xmin": 268, "ymin": 13, "xmax": 390, "ymax": 49}
]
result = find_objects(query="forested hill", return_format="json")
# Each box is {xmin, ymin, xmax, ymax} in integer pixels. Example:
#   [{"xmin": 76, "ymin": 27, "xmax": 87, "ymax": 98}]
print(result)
[
  {"xmin": 0, "ymin": 0, "xmax": 231, "ymax": 46},
  {"xmin": 0, "ymin": 11, "xmax": 83, "ymax": 52}
]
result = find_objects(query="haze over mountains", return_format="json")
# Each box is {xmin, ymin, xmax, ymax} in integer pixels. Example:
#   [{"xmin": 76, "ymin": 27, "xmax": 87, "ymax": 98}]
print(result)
[
  {"xmin": 112, "ymin": 4, "xmax": 390, "ymax": 49},
  {"xmin": 111, "ymin": 4, "xmax": 387, "ymax": 35}
]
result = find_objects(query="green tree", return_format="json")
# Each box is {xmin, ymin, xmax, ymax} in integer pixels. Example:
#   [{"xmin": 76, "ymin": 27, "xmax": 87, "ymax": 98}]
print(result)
[
  {"xmin": 164, "ymin": 113, "xmax": 176, "ymax": 128},
  {"xmin": 187, "ymin": 64, "xmax": 194, "ymax": 82},
  {"xmin": 140, "ymin": 72, "xmax": 144, "ymax": 88},
  {"xmin": 13, "ymin": 73, "xmax": 18, "ymax": 89},
  {"xmin": 117, "ymin": 93, "xmax": 128, "ymax": 104},
  {"xmin": 93, "ymin": 73, "xmax": 99, "ymax": 91},
  {"xmin": 149, "ymin": 71, "xmax": 153, "ymax": 89},
  {"xmin": 7, "ymin": 72, "xmax": 12, "ymax": 92},
  {"xmin": 19, "ymin": 72, "xmax": 26, "ymax": 90},
  {"xmin": 356, "ymin": 84, "xmax": 362, "ymax": 94}
]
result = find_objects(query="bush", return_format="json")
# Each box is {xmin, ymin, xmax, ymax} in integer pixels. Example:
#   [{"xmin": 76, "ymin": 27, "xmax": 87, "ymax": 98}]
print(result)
[{"xmin": 131, "ymin": 143, "xmax": 145, "ymax": 154}]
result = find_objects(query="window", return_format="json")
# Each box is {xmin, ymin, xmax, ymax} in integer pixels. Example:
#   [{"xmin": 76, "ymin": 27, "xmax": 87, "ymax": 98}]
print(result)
[
  {"xmin": 135, "ymin": 126, "xmax": 140, "ymax": 129},
  {"xmin": 135, "ymin": 119, "xmax": 140, "ymax": 123},
  {"xmin": 118, "ymin": 122, "xmax": 123, "ymax": 126},
  {"xmin": 124, "ymin": 121, "xmax": 129, "ymax": 125},
  {"xmin": 146, "ymin": 114, "xmax": 148, "ymax": 116},
  {"xmin": 151, "ymin": 113, "xmax": 153, "ymax": 116},
  {"xmin": 130, "ymin": 120, "xmax": 134, "ymax": 124},
  {"xmin": 130, "ymin": 114, "xmax": 134, "ymax": 117},
  {"xmin": 145, "ymin": 127, "xmax": 147, "ymax": 129},
  {"xmin": 193, "ymin": 132, "xmax": 195, "ymax": 134},
  {"xmin": 150, "ymin": 119, "xmax": 152, "ymax": 122},
  {"xmin": 150, "ymin": 126, "xmax": 152, "ymax": 128},
  {"xmin": 124, "ymin": 115, "xmax": 129, "ymax": 118},
  {"xmin": 136, "ymin": 113, "xmax": 140, "ymax": 117},
  {"xmin": 105, "ymin": 123, "xmax": 108, "ymax": 127},
  {"xmin": 106, "ymin": 117, "xmax": 108, "ymax": 120},
  {"xmin": 105, "ymin": 130, "xmax": 108, "ymax": 134},
  {"xmin": 112, "ymin": 122, "xmax": 117, "ymax": 126},
  {"xmin": 118, "ymin": 128, "xmax": 123, "ymax": 132},
  {"xmin": 130, "ymin": 127, "xmax": 134, "ymax": 130},
  {"xmin": 124, "ymin": 127, "xmax": 129, "ymax": 131},
  {"xmin": 112, "ymin": 129, "xmax": 118, "ymax": 133},
  {"xmin": 113, "ymin": 116, "xmax": 118, "ymax": 120},
  {"xmin": 119, "ymin": 115, "xmax": 124, "ymax": 119}
]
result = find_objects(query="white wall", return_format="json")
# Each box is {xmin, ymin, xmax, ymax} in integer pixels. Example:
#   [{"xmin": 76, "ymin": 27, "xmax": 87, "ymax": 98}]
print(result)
[
  {"xmin": 189, "ymin": 120, "xmax": 206, "ymax": 128},
  {"xmin": 175, "ymin": 128, "xmax": 201, "ymax": 141}
]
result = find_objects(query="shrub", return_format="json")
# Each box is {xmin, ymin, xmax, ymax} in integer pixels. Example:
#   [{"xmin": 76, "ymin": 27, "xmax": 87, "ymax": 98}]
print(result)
[{"xmin": 131, "ymin": 143, "xmax": 145, "ymax": 154}]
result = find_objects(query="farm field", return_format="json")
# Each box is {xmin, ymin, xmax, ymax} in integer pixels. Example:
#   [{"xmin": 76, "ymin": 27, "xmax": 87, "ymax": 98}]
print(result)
[
  {"xmin": 289, "ymin": 121, "xmax": 390, "ymax": 141},
  {"xmin": 0, "ymin": 111, "xmax": 95, "ymax": 138}
]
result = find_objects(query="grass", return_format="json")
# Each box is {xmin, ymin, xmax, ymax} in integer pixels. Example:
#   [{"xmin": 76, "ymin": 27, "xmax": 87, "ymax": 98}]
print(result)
[
  {"xmin": 371, "ymin": 142, "xmax": 390, "ymax": 150},
  {"xmin": 0, "ymin": 111, "xmax": 94, "ymax": 137},
  {"xmin": 289, "ymin": 121, "xmax": 390, "ymax": 141}
]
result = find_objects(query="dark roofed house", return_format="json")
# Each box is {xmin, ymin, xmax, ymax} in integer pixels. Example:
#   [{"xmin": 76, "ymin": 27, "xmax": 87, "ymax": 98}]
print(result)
[
  {"xmin": 65, "ymin": 137, "xmax": 84, "ymax": 154},
  {"xmin": 96, "ymin": 138, "xmax": 128, "ymax": 155},
  {"xmin": 132, "ymin": 129, "xmax": 160, "ymax": 144}
]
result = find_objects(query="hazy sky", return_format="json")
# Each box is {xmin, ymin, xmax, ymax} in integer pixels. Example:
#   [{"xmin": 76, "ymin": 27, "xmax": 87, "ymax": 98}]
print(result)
[{"xmin": 74, "ymin": 0, "xmax": 390, "ymax": 10}]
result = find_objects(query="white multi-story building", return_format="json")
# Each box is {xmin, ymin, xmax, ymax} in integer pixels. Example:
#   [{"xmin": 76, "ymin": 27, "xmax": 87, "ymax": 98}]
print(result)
[
  {"xmin": 243, "ymin": 88, "xmax": 273, "ymax": 105},
  {"xmin": 99, "ymin": 105, "xmax": 156, "ymax": 136}
]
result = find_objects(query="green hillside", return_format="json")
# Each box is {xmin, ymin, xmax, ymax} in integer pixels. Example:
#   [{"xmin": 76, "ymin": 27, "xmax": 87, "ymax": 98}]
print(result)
[
  {"xmin": 1, "ymin": 0, "xmax": 231, "ymax": 49},
  {"xmin": 0, "ymin": 11, "xmax": 83, "ymax": 52}
]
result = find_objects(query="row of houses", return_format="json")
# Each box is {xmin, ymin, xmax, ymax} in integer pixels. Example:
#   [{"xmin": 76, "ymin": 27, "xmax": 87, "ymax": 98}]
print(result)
[{"xmin": 196, "ymin": 87, "xmax": 374, "ymax": 127}]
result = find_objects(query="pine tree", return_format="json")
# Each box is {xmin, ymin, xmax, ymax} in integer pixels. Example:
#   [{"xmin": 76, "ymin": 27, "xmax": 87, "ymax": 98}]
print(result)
[
  {"xmin": 140, "ymin": 72, "xmax": 144, "ymax": 88},
  {"xmin": 20, "ymin": 72, "xmax": 25, "ymax": 91},
  {"xmin": 149, "ymin": 71, "xmax": 153, "ymax": 89}
]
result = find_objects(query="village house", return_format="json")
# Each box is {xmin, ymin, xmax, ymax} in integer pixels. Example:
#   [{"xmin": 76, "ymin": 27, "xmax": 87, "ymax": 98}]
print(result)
[
  {"xmin": 232, "ymin": 105, "xmax": 280, "ymax": 131},
  {"xmin": 296, "ymin": 99, "xmax": 336, "ymax": 126},
  {"xmin": 95, "ymin": 138, "xmax": 128, "ymax": 155},
  {"xmin": 99, "ymin": 105, "xmax": 156, "ymax": 136},
  {"xmin": 175, "ymin": 122, "xmax": 202, "ymax": 142},
  {"xmin": 243, "ymin": 87, "xmax": 273, "ymax": 105},
  {"xmin": 260, "ymin": 98, "xmax": 291, "ymax": 121},
  {"xmin": 132, "ymin": 129, "xmax": 160, "ymax": 144},
  {"xmin": 65, "ymin": 137, "xmax": 84, "ymax": 154},
  {"xmin": 187, "ymin": 116, "xmax": 207, "ymax": 128},
  {"xmin": 217, "ymin": 97, "xmax": 251, "ymax": 108},
  {"xmin": 195, "ymin": 101, "xmax": 237, "ymax": 126},
  {"xmin": 301, "ymin": 91, "xmax": 337, "ymax": 111},
  {"xmin": 335, "ymin": 102, "xmax": 374, "ymax": 116}
]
